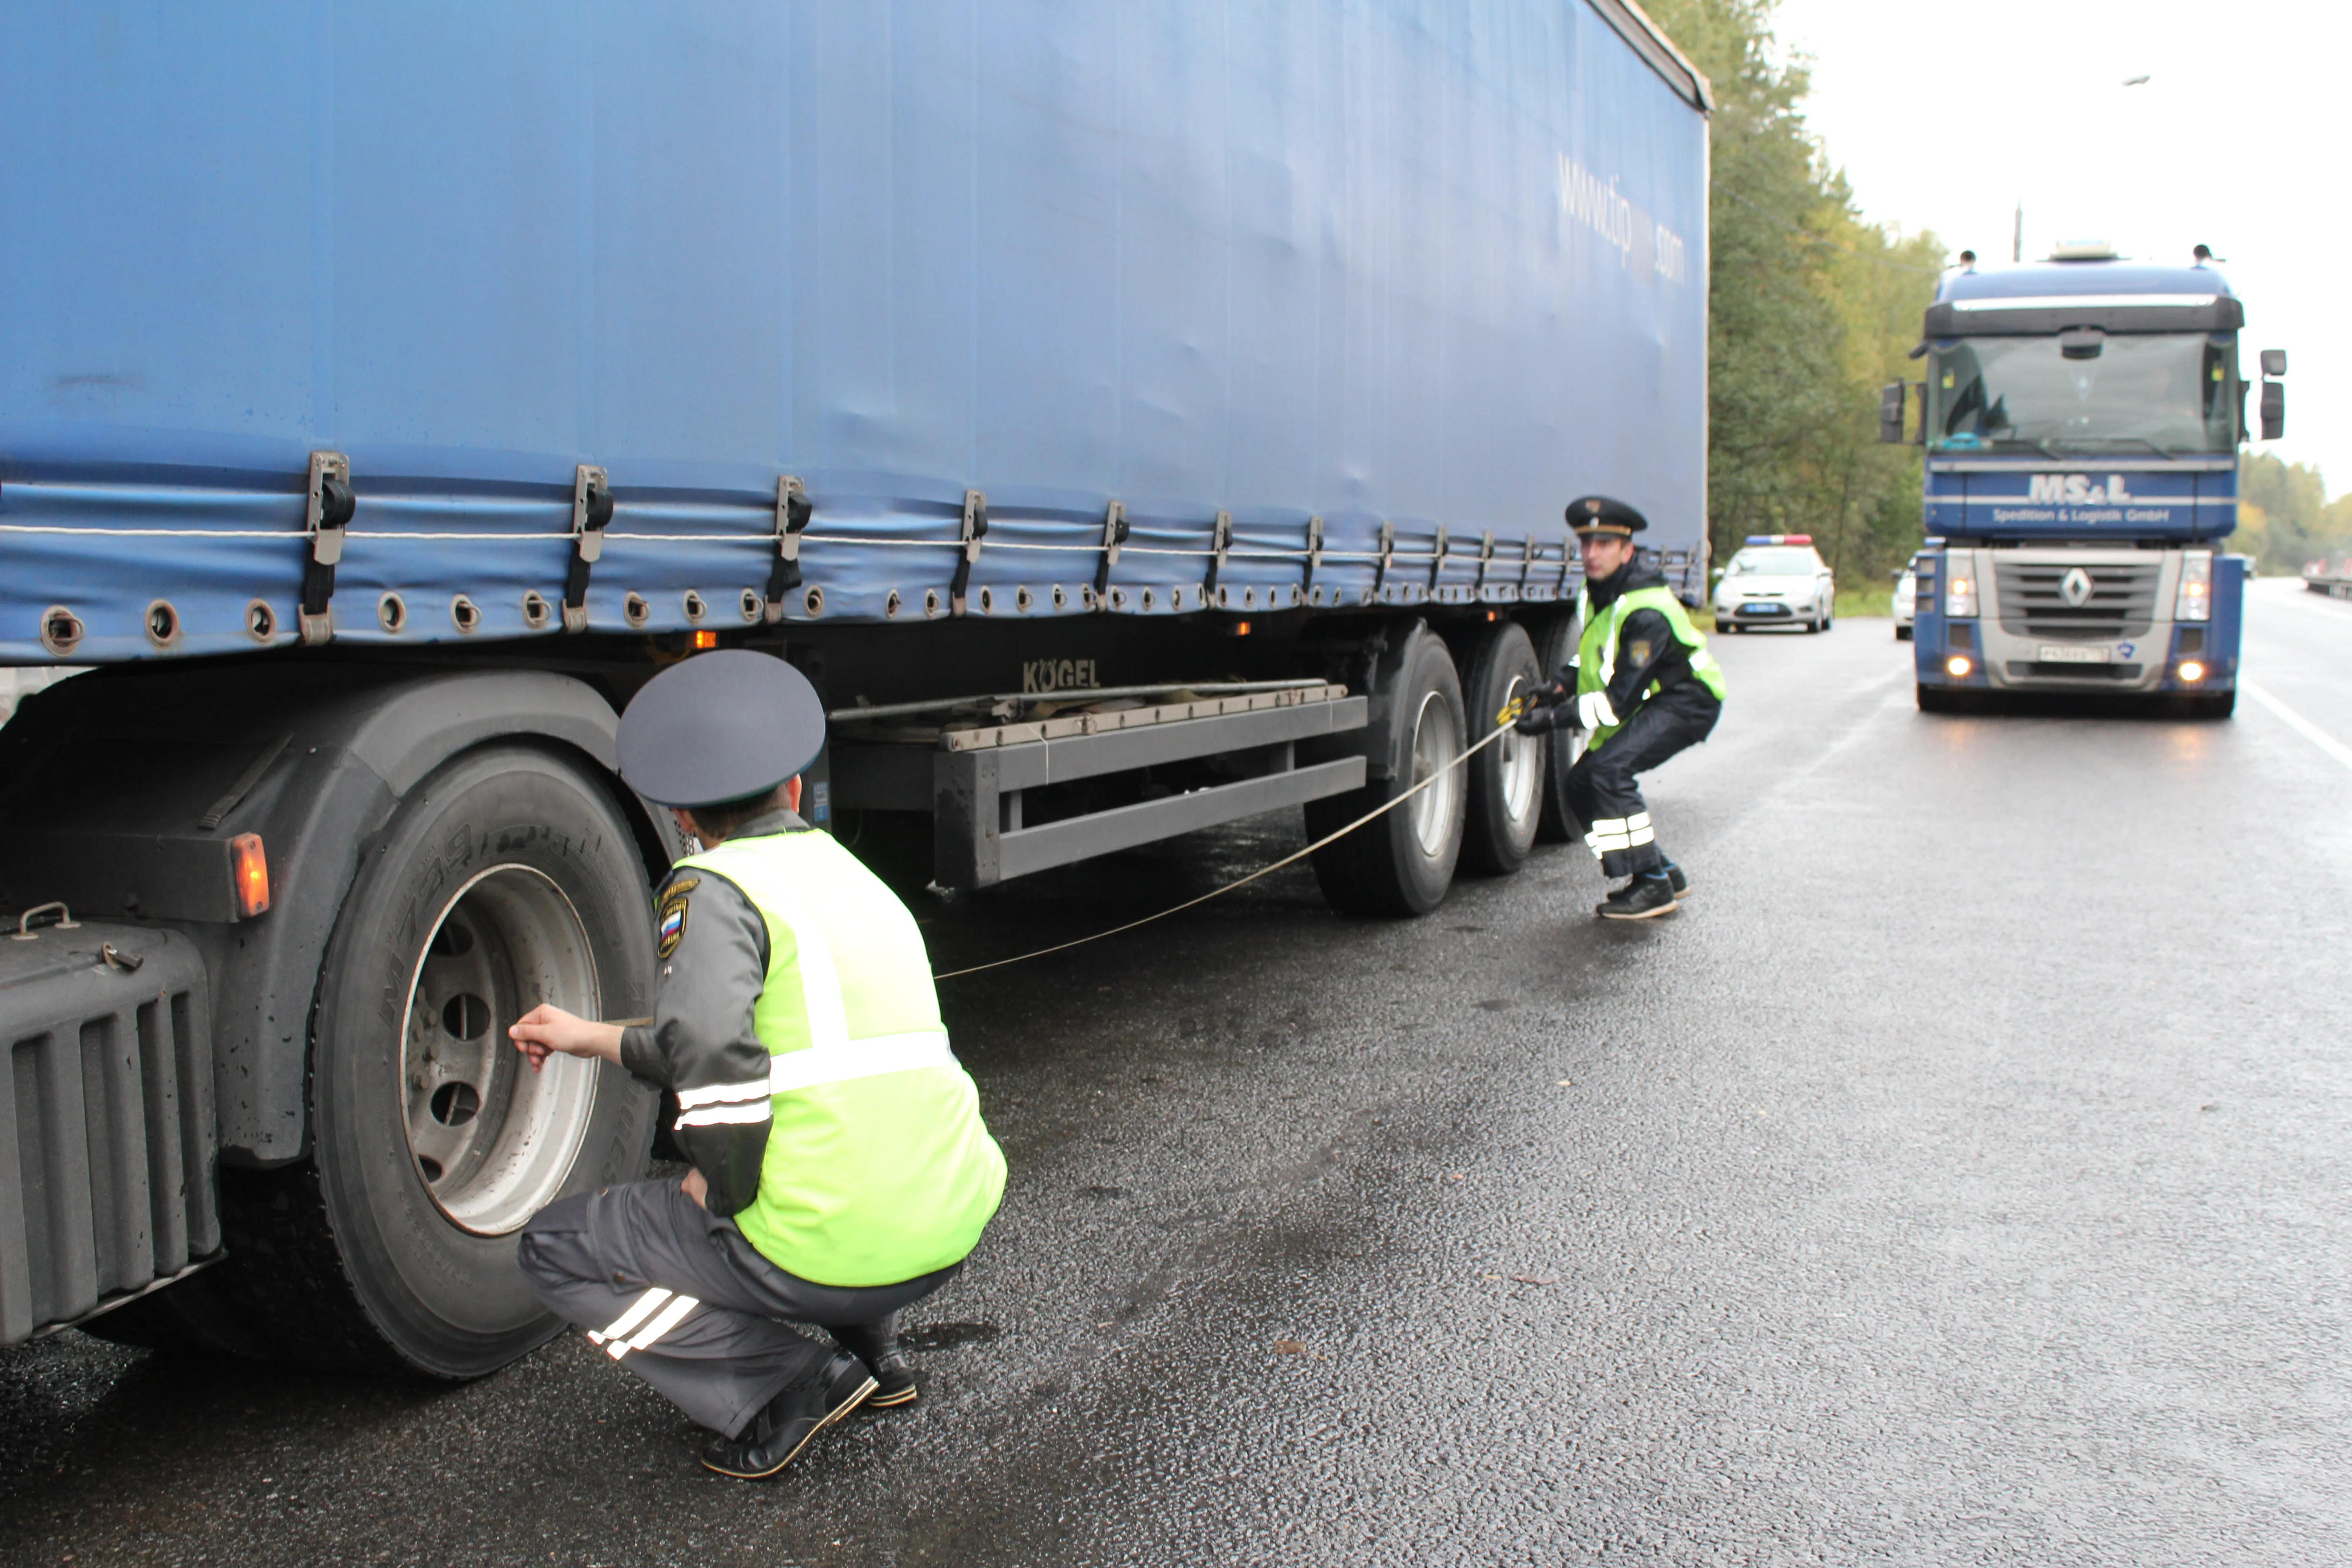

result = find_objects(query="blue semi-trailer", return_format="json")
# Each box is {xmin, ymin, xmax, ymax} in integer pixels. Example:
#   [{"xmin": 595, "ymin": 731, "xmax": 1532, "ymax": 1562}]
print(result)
[
  {"xmin": 1886, "ymin": 244, "xmax": 2285, "ymax": 716},
  {"xmin": 0, "ymin": 1, "xmax": 1711, "ymax": 1370}
]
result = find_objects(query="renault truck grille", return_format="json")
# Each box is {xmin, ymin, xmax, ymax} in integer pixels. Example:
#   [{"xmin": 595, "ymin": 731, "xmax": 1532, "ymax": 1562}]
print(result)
[{"xmin": 1994, "ymin": 561, "xmax": 2160, "ymax": 638}]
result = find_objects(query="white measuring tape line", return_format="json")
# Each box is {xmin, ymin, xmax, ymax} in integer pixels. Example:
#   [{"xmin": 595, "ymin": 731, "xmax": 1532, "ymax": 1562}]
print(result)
[{"xmin": 932, "ymin": 698, "xmax": 1537, "ymax": 980}]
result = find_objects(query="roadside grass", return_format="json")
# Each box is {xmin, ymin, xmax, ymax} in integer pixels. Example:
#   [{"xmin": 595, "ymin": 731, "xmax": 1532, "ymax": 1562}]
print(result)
[{"xmin": 1835, "ymin": 588, "xmax": 1892, "ymax": 618}]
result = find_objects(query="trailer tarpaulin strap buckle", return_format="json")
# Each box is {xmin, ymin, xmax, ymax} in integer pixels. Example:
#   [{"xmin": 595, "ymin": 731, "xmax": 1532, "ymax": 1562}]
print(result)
[
  {"xmin": 1093, "ymin": 500, "xmax": 1128, "ymax": 603},
  {"xmin": 1557, "ymin": 524, "xmax": 1576, "ymax": 594},
  {"xmin": 949, "ymin": 489, "xmax": 988, "ymax": 616},
  {"xmin": 1519, "ymin": 534, "xmax": 1538, "ymax": 593},
  {"xmin": 1475, "ymin": 530, "xmax": 1495, "ymax": 596},
  {"xmin": 563, "ymin": 464, "xmax": 613, "ymax": 633},
  {"xmin": 1303, "ymin": 514, "xmax": 1323, "ymax": 598},
  {"xmin": 1205, "ymin": 510, "xmax": 1232, "ymax": 598},
  {"xmin": 1375, "ymin": 520, "xmax": 1395, "ymax": 595},
  {"xmin": 1583, "ymin": 812, "xmax": 1653, "ymax": 858},
  {"xmin": 764, "ymin": 475, "xmax": 813, "ymax": 623},
  {"xmin": 1429, "ymin": 524, "xmax": 1450, "ymax": 591},
  {"xmin": 298, "ymin": 451, "xmax": 354, "ymax": 647}
]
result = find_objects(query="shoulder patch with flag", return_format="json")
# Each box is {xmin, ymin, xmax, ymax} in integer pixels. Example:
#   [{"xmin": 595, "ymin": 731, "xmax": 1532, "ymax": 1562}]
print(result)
[{"xmin": 657, "ymin": 877, "xmax": 699, "ymax": 959}]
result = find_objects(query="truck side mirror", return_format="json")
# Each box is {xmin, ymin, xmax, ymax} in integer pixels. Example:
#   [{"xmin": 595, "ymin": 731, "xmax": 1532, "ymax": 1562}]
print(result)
[
  {"xmin": 2260, "ymin": 349, "xmax": 2287, "ymax": 377},
  {"xmin": 2260, "ymin": 379, "xmax": 2285, "ymax": 441},
  {"xmin": 1879, "ymin": 381, "xmax": 1906, "ymax": 443}
]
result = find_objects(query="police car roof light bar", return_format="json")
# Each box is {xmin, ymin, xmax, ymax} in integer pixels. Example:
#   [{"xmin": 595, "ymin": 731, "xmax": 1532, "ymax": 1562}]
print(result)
[{"xmin": 1744, "ymin": 534, "xmax": 1812, "ymax": 545}]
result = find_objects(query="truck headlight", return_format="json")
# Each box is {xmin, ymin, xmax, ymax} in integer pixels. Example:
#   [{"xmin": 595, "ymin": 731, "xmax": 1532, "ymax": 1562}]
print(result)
[
  {"xmin": 2174, "ymin": 550, "xmax": 2212, "ymax": 623},
  {"xmin": 1944, "ymin": 570, "xmax": 1977, "ymax": 619}
]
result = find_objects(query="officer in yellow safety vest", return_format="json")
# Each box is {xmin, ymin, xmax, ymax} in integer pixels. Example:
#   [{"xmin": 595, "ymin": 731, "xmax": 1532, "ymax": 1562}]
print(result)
[
  {"xmin": 509, "ymin": 650, "xmax": 1005, "ymax": 1480},
  {"xmin": 1514, "ymin": 496, "xmax": 1727, "ymax": 920}
]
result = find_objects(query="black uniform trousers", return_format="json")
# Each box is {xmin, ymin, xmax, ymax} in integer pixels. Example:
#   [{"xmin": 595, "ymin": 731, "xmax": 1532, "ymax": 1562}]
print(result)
[
  {"xmin": 1561, "ymin": 679, "xmax": 1721, "ymax": 879},
  {"xmin": 517, "ymin": 1179, "xmax": 960, "ymax": 1440}
]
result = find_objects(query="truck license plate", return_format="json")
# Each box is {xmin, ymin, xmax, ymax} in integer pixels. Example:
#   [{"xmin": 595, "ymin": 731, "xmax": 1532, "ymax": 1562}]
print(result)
[{"xmin": 2037, "ymin": 644, "xmax": 2111, "ymax": 663}]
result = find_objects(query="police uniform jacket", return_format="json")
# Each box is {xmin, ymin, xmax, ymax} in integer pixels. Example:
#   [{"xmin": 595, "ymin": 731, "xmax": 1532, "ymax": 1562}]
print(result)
[{"xmin": 616, "ymin": 807, "xmax": 804, "ymax": 1219}]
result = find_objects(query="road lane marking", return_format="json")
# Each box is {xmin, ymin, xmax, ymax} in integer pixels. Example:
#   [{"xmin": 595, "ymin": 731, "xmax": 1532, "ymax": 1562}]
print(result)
[{"xmin": 2243, "ymin": 682, "xmax": 2352, "ymax": 774}]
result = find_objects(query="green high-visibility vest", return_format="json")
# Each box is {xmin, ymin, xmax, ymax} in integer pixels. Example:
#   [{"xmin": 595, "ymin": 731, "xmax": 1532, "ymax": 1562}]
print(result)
[
  {"xmin": 1573, "ymin": 584, "xmax": 1727, "ymax": 751},
  {"xmin": 679, "ymin": 829, "xmax": 1005, "ymax": 1288}
]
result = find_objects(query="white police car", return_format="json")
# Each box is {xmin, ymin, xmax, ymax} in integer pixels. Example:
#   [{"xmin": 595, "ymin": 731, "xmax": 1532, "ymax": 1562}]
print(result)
[
  {"xmin": 1713, "ymin": 534, "xmax": 1835, "ymax": 633},
  {"xmin": 1892, "ymin": 552, "xmax": 1923, "ymax": 640}
]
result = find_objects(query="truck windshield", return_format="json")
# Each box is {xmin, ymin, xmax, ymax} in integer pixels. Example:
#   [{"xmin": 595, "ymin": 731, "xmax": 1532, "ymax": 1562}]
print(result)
[{"xmin": 1927, "ymin": 333, "xmax": 2237, "ymax": 456}]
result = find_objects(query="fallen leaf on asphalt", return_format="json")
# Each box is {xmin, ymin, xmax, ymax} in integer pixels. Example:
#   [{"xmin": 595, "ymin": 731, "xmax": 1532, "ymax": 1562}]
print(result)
[
  {"xmin": 1446, "ymin": 1172, "xmax": 1465, "ymax": 1181},
  {"xmin": 1510, "ymin": 1275, "xmax": 1557, "ymax": 1286},
  {"xmin": 1272, "ymin": 1339, "xmax": 1306, "ymax": 1355}
]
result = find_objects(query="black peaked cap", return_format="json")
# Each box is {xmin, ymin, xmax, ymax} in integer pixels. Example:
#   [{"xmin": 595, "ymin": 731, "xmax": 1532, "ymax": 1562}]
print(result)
[
  {"xmin": 1566, "ymin": 495, "xmax": 1649, "ymax": 536},
  {"xmin": 617, "ymin": 650, "xmax": 827, "ymax": 808}
]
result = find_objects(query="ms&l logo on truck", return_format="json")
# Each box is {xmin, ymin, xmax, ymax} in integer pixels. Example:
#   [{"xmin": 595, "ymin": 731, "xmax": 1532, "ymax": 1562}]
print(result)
[{"xmin": 2028, "ymin": 474, "xmax": 2135, "ymax": 504}]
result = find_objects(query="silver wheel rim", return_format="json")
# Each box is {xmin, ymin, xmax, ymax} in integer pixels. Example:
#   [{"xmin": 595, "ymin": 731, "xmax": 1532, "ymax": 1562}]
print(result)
[
  {"xmin": 1407, "ymin": 688, "xmax": 1463, "ymax": 857},
  {"xmin": 1495, "ymin": 674, "xmax": 1542, "ymax": 828},
  {"xmin": 399, "ymin": 864, "xmax": 602, "ymax": 1237}
]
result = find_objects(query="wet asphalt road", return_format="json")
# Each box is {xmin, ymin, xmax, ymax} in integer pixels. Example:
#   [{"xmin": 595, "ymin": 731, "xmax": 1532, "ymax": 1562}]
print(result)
[{"xmin": 5, "ymin": 580, "xmax": 2350, "ymax": 1567}]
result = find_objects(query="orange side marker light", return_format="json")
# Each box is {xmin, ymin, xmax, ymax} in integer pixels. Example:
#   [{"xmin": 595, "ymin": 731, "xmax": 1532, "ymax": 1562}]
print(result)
[{"xmin": 230, "ymin": 833, "xmax": 270, "ymax": 917}]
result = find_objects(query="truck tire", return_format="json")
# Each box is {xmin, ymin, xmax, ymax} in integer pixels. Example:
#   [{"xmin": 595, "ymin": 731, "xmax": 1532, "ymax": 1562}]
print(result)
[
  {"xmin": 1529, "ymin": 612, "xmax": 1588, "ymax": 845},
  {"xmin": 132, "ymin": 745, "xmax": 660, "ymax": 1377},
  {"xmin": 1308, "ymin": 626, "xmax": 1467, "ymax": 916},
  {"xmin": 1457, "ymin": 621, "xmax": 1545, "ymax": 876}
]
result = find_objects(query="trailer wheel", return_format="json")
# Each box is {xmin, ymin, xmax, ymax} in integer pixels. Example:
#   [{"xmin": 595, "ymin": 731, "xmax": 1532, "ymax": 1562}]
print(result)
[
  {"xmin": 147, "ymin": 746, "xmax": 659, "ymax": 1376},
  {"xmin": 1457, "ymin": 622, "xmax": 1544, "ymax": 876},
  {"xmin": 1528, "ymin": 612, "xmax": 1588, "ymax": 845},
  {"xmin": 1308, "ymin": 625, "xmax": 1466, "ymax": 916}
]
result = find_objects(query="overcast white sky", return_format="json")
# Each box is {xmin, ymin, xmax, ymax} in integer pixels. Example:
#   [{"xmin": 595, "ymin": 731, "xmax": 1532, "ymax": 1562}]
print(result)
[{"xmin": 1769, "ymin": 0, "xmax": 2349, "ymax": 493}]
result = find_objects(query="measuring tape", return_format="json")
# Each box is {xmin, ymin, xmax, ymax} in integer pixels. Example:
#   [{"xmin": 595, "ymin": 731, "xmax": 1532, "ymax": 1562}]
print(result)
[{"xmin": 933, "ymin": 704, "xmax": 1532, "ymax": 980}]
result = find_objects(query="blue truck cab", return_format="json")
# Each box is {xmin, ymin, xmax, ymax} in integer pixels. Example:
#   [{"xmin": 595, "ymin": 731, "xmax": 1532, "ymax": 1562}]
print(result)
[{"xmin": 1888, "ymin": 245, "xmax": 2281, "ymax": 716}]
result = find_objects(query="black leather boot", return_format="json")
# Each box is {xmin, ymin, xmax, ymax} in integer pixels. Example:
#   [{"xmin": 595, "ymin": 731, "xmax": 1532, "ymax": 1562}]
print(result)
[
  {"xmin": 1597, "ymin": 872, "xmax": 1679, "ymax": 921},
  {"xmin": 700, "ymin": 1351, "xmax": 875, "ymax": 1480},
  {"xmin": 827, "ymin": 1314, "xmax": 918, "ymax": 1408}
]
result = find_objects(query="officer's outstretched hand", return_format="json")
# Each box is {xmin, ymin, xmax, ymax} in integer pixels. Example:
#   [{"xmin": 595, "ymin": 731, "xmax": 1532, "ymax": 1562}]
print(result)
[
  {"xmin": 509, "ymin": 1004, "xmax": 625, "ymax": 1071},
  {"xmin": 1512, "ymin": 679, "xmax": 1572, "ymax": 734}
]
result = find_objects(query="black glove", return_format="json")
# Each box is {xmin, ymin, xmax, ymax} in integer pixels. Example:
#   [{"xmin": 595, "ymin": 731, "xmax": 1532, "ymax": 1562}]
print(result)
[{"xmin": 1511, "ymin": 679, "xmax": 1572, "ymax": 734}]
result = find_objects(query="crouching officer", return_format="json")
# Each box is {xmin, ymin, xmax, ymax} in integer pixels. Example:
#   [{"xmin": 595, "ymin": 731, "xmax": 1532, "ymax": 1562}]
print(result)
[
  {"xmin": 1516, "ymin": 496, "xmax": 1726, "ymax": 920},
  {"xmin": 508, "ymin": 651, "xmax": 1006, "ymax": 1480}
]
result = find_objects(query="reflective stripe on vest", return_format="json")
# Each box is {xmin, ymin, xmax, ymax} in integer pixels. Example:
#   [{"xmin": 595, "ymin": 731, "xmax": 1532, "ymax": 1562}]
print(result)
[{"xmin": 768, "ymin": 1029, "xmax": 957, "ymax": 1094}]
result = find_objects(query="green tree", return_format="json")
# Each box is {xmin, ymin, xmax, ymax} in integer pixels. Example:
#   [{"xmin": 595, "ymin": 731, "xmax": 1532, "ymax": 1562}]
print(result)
[
  {"xmin": 2236, "ymin": 454, "xmax": 2350, "ymax": 574},
  {"xmin": 1642, "ymin": 0, "xmax": 1943, "ymax": 592}
]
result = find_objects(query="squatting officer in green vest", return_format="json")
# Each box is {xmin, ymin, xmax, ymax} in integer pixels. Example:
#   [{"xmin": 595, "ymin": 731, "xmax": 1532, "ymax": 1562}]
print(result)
[
  {"xmin": 508, "ymin": 651, "xmax": 1006, "ymax": 1480},
  {"xmin": 1515, "ymin": 496, "xmax": 1727, "ymax": 921}
]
